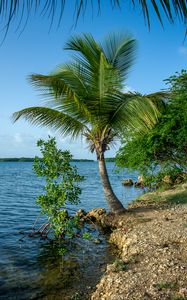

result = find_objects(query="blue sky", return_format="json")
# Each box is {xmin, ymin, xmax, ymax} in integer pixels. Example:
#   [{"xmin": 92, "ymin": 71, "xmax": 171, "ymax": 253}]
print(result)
[{"xmin": 0, "ymin": 2, "xmax": 186, "ymax": 159}]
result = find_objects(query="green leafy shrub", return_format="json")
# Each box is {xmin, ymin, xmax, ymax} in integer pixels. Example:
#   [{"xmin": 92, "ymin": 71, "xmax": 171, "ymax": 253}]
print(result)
[
  {"xmin": 82, "ymin": 232, "xmax": 92, "ymax": 240},
  {"xmin": 113, "ymin": 259, "xmax": 129, "ymax": 272},
  {"xmin": 116, "ymin": 70, "xmax": 187, "ymax": 189},
  {"xmin": 33, "ymin": 137, "xmax": 84, "ymax": 238}
]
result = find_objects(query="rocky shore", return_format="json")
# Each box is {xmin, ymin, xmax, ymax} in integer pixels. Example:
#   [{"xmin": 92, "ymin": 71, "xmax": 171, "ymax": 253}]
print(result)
[{"xmin": 91, "ymin": 184, "xmax": 187, "ymax": 300}]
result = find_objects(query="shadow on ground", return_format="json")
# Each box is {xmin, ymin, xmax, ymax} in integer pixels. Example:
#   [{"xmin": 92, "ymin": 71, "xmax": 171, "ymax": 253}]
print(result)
[
  {"xmin": 166, "ymin": 189, "xmax": 187, "ymax": 204},
  {"xmin": 128, "ymin": 185, "xmax": 187, "ymax": 214}
]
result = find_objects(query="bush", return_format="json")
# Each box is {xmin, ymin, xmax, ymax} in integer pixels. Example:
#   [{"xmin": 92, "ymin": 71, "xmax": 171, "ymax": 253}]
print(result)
[
  {"xmin": 116, "ymin": 71, "xmax": 187, "ymax": 188},
  {"xmin": 33, "ymin": 137, "xmax": 84, "ymax": 238}
]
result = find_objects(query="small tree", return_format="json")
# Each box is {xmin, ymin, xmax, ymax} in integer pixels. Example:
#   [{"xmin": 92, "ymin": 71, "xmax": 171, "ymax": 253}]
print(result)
[{"xmin": 33, "ymin": 137, "xmax": 84, "ymax": 238}]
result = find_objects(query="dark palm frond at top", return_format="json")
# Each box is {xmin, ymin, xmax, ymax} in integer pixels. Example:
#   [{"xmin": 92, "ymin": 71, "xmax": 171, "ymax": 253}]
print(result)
[{"xmin": 1, "ymin": 0, "xmax": 187, "ymax": 37}]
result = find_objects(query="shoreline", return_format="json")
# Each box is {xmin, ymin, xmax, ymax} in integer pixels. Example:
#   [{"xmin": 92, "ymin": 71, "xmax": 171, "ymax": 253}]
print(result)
[{"xmin": 91, "ymin": 183, "xmax": 187, "ymax": 299}]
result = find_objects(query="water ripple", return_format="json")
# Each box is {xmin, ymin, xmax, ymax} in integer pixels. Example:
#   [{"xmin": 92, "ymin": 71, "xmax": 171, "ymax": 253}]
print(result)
[{"xmin": 0, "ymin": 161, "xmax": 143, "ymax": 299}]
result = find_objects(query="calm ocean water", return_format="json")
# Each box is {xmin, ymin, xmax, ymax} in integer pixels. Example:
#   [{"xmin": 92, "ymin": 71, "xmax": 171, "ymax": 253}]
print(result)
[{"xmin": 0, "ymin": 161, "xmax": 143, "ymax": 299}]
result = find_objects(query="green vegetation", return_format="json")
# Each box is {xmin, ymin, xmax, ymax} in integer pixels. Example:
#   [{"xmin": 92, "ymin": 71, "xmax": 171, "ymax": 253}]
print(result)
[
  {"xmin": 116, "ymin": 70, "xmax": 187, "ymax": 189},
  {"xmin": 133, "ymin": 184, "xmax": 187, "ymax": 207},
  {"xmin": 0, "ymin": 157, "xmax": 35, "ymax": 162},
  {"xmin": 166, "ymin": 190, "xmax": 187, "ymax": 205},
  {"xmin": 154, "ymin": 282, "xmax": 177, "ymax": 290},
  {"xmin": 82, "ymin": 232, "xmax": 92, "ymax": 240},
  {"xmin": 13, "ymin": 32, "xmax": 165, "ymax": 213},
  {"xmin": 33, "ymin": 137, "xmax": 84, "ymax": 238},
  {"xmin": 0, "ymin": 158, "xmax": 93, "ymax": 162},
  {"xmin": 113, "ymin": 259, "xmax": 129, "ymax": 272}
]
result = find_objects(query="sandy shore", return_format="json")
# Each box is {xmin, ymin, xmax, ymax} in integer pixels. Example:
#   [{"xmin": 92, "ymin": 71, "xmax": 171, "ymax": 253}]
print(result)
[{"xmin": 91, "ymin": 183, "xmax": 187, "ymax": 300}]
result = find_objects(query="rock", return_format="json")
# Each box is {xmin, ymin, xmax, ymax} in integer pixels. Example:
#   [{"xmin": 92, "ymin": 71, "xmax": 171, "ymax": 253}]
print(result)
[
  {"xmin": 122, "ymin": 179, "xmax": 133, "ymax": 186},
  {"xmin": 93, "ymin": 238, "xmax": 102, "ymax": 244},
  {"xmin": 175, "ymin": 177, "xmax": 183, "ymax": 184},
  {"xmin": 76, "ymin": 209, "xmax": 87, "ymax": 219},
  {"xmin": 134, "ymin": 176, "xmax": 144, "ymax": 188},
  {"xmin": 179, "ymin": 287, "xmax": 187, "ymax": 297},
  {"xmin": 138, "ymin": 176, "xmax": 144, "ymax": 183},
  {"xmin": 86, "ymin": 208, "xmax": 106, "ymax": 222},
  {"xmin": 162, "ymin": 175, "xmax": 173, "ymax": 185},
  {"xmin": 134, "ymin": 181, "xmax": 142, "ymax": 187},
  {"xmin": 174, "ymin": 172, "xmax": 187, "ymax": 185}
]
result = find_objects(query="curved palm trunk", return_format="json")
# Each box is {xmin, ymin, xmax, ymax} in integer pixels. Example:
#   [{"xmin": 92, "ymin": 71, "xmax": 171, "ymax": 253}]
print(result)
[{"xmin": 98, "ymin": 154, "xmax": 125, "ymax": 213}]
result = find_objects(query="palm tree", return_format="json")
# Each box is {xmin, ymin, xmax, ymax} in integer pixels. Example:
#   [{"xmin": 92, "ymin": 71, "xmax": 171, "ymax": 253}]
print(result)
[
  {"xmin": 1, "ymin": 1, "xmax": 187, "ymax": 37},
  {"xmin": 13, "ymin": 33, "xmax": 165, "ymax": 213}
]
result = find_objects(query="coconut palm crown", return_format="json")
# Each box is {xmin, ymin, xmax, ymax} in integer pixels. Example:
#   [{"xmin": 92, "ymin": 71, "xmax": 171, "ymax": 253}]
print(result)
[{"xmin": 13, "ymin": 33, "xmax": 165, "ymax": 213}]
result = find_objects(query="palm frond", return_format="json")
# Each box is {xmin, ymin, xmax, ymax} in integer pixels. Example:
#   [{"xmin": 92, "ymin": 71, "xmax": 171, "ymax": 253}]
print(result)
[
  {"xmin": 65, "ymin": 34, "xmax": 102, "ymax": 70},
  {"xmin": 110, "ymin": 92, "xmax": 165, "ymax": 134},
  {"xmin": 29, "ymin": 70, "xmax": 92, "ymax": 122},
  {"xmin": 13, "ymin": 107, "xmax": 88, "ymax": 139},
  {"xmin": 145, "ymin": 91, "xmax": 169, "ymax": 102},
  {"xmin": 64, "ymin": 35, "xmax": 124, "ymax": 119},
  {"xmin": 102, "ymin": 33, "xmax": 137, "ymax": 79},
  {"xmin": 1, "ymin": 0, "xmax": 186, "ymax": 39}
]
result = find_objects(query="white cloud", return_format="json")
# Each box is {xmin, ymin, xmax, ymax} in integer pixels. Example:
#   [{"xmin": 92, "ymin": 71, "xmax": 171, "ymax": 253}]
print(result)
[
  {"xmin": 0, "ymin": 133, "xmax": 40, "ymax": 157},
  {"xmin": 178, "ymin": 46, "xmax": 187, "ymax": 56},
  {"xmin": 14, "ymin": 133, "xmax": 23, "ymax": 143},
  {"xmin": 0, "ymin": 131, "xmax": 118, "ymax": 159},
  {"xmin": 122, "ymin": 85, "xmax": 135, "ymax": 93},
  {"xmin": 13, "ymin": 133, "xmax": 39, "ymax": 147}
]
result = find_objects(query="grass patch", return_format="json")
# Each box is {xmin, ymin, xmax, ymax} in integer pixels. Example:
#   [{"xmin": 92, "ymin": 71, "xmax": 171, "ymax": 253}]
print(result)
[
  {"xmin": 166, "ymin": 190, "xmax": 187, "ymax": 204},
  {"xmin": 131, "ymin": 184, "xmax": 187, "ymax": 207},
  {"xmin": 127, "ymin": 254, "xmax": 142, "ymax": 264},
  {"xmin": 131, "ymin": 193, "xmax": 164, "ymax": 205},
  {"xmin": 113, "ymin": 259, "xmax": 129, "ymax": 272},
  {"xmin": 172, "ymin": 296, "xmax": 187, "ymax": 300},
  {"xmin": 154, "ymin": 282, "xmax": 177, "ymax": 290},
  {"xmin": 138, "ymin": 217, "xmax": 153, "ymax": 223}
]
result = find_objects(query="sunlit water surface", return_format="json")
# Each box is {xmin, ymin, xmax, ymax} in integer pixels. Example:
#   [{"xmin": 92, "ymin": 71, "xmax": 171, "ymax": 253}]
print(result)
[{"xmin": 0, "ymin": 162, "xmax": 143, "ymax": 299}]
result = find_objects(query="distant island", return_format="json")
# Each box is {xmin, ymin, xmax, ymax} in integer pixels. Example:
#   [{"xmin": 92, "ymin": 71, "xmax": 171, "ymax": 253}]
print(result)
[
  {"xmin": 105, "ymin": 157, "xmax": 115, "ymax": 162},
  {"xmin": 0, "ymin": 158, "xmax": 94, "ymax": 162},
  {"xmin": 0, "ymin": 157, "xmax": 116, "ymax": 162}
]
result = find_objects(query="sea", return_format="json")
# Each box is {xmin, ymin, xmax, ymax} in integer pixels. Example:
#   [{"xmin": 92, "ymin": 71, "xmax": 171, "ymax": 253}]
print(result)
[{"xmin": 0, "ymin": 161, "xmax": 143, "ymax": 299}]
